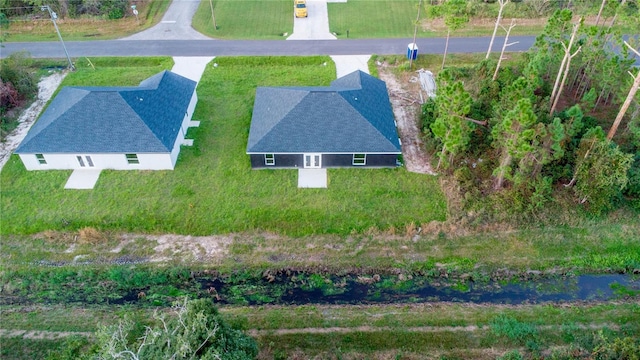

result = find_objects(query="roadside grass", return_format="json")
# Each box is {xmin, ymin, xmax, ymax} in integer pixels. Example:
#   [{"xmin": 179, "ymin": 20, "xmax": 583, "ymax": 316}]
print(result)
[
  {"xmin": 328, "ymin": 0, "xmax": 417, "ymax": 39},
  {"xmin": 0, "ymin": 56, "xmax": 447, "ymax": 237},
  {"xmin": 326, "ymin": 0, "xmax": 551, "ymax": 39},
  {"xmin": 192, "ymin": 0, "xmax": 292, "ymax": 39},
  {"xmin": 1, "ymin": 0, "xmax": 170, "ymax": 41},
  {"xmin": 327, "ymin": 1, "xmax": 636, "ymax": 39}
]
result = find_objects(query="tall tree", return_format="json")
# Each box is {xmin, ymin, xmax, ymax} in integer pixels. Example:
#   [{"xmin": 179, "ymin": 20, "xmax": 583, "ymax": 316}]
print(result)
[
  {"xmin": 430, "ymin": 70, "xmax": 473, "ymax": 169},
  {"xmin": 492, "ymin": 19, "xmax": 518, "ymax": 81},
  {"xmin": 595, "ymin": 0, "xmax": 607, "ymax": 26},
  {"xmin": 440, "ymin": 0, "xmax": 470, "ymax": 69},
  {"xmin": 549, "ymin": 19, "xmax": 582, "ymax": 114},
  {"xmin": 573, "ymin": 127, "xmax": 633, "ymax": 214},
  {"xmin": 492, "ymin": 98, "xmax": 542, "ymax": 189},
  {"xmin": 607, "ymin": 42, "xmax": 640, "ymax": 140},
  {"xmin": 486, "ymin": 0, "xmax": 509, "ymax": 59}
]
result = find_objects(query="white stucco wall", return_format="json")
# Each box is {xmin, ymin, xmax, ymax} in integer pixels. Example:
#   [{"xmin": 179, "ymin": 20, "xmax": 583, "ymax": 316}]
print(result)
[
  {"xmin": 19, "ymin": 153, "xmax": 174, "ymax": 171},
  {"xmin": 170, "ymin": 90, "xmax": 198, "ymax": 166}
]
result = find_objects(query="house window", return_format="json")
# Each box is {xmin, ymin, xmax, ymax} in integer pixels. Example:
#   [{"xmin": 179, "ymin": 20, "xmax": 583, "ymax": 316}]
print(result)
[
  {"xmin": 353, "ymin": 154, "xmax": 366, "ymax": 165},
  {"xmin": 265, "ymin": 154, "xmax": 275, "ymax": 166},
  {"xmin": 36, "ymin": 153, "xmax": 47, "ymax": 164},
  {"xmin": 126, "ymin": 154, "xmax": 140, "ymax": 164},
  {"xmin": 77, "ymin": 156, "xmax": 85, "ymax": 167}
]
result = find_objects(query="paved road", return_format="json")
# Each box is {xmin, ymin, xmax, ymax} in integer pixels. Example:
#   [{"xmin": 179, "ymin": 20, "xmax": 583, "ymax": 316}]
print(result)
[{"xmin": 1, "ymin": 36, "xmax": 536, "ymax": 58}]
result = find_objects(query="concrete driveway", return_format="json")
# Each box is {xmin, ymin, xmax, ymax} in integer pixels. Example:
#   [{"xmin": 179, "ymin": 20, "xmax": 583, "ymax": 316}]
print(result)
[{"xmin": 288, "ymin": 0, "xmax": 336, "ymax": 40}]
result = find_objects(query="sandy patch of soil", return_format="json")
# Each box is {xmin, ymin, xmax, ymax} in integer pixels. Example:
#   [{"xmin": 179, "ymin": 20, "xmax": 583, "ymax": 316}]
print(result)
[
  {"xmin": 377, "ymin": 63, "xmax": 436, "ymax": 175},
  {"xmin": 0, "ymin": 71, "xmax": 67, "ymax": 171},
  {"xmin": 140, "ymin": 234, "xmax": 233, "ymax": 262}
]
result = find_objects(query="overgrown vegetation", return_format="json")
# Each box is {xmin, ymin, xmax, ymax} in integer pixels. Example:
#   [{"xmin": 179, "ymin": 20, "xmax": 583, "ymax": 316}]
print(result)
[
  {"xmin": 419, "ymin": 9, "xmax": 640, "ymax": 222},
  {"xmin": 0, "ymin": 0, "xmax": 170, "ymax": 41},
  {"xmin": 0, "ymin": 52, "xmax": 38, "ymax": 139}
]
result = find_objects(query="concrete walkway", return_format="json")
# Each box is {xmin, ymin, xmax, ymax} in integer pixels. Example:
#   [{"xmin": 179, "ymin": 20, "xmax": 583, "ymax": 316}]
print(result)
[
  {"xmin": 298, "ymin": 169, "xmax": 328, "ymax": 188},
  {"xmin": 65, "ymin": 169, "xmax": 101, "ymax": 189},
  {"xmin": 171, "ymin": 56, "xmax": 214, "ymax": 83},
  {"xmin": 288, "ymin": 0, "xmax": 336, "ymax": 40},
  {"xmin": 330, "ymin": 55, "xmax": 371, "ymax": 77},
  {"xmin": 122, "ymin": 0, "xmax": 210, "ymax": 40}
]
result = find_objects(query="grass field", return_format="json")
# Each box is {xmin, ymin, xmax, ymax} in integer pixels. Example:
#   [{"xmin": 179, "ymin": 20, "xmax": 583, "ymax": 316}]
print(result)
[
  {"xmin": 0, "ymin": 56, "xmax": 447, "ymax": 236},
  {"xmin": 192, "ymin": 0, "xmax": 293, "ymax": 39},
  {"xmin": 2, "ymin": 302, "xmax": 639, "ymax": 359}
]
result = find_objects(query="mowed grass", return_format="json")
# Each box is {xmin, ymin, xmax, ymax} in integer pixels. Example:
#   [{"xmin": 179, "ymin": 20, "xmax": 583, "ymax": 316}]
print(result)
[
  {"xmin": 328, "ymin": 0, "xmax": 418, "ymax": 39},
  {"xmin": 0, "ymin": 56, "xmax": 447, "ymax": 236},
  {"xmin": 192, "ymin": 0, "xmax": 293, "ymax": 39}
]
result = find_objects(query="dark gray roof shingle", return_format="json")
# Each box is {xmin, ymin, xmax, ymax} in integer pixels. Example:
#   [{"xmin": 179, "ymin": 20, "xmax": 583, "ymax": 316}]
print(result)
[
  {"xmin": 247, "ymin": 70, "xmax": 400, "ymax": 154},
  {"xmin": 16, "ymin": 70, "xmax": 196, "ymax": 154}
]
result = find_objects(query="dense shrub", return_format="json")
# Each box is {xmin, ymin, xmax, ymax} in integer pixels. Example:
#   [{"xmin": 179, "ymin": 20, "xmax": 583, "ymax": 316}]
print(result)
[{"xmin": 0, "ymin": 51, "xmax": 37, "ymax": 137}]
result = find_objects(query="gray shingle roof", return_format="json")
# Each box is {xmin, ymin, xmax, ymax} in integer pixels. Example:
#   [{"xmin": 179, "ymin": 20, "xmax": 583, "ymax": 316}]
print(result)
[
  {"xmin": 15, "ymin": 71, "xmax": 196, "ymax": 154},
  {"xmin": 247, "ymin": 70, "xmax": 401, "ymax": 154}
]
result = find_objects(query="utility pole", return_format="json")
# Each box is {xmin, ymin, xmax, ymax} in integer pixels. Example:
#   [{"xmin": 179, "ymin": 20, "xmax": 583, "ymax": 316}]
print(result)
[
  {"xmin": 209, "ymin": 0, "xmax": 217, "ymax": 30},
  {"xmin": 409, "ymin": 0, "xmax": 423, "ymax": 69},
  {"xmin": 41, "ymin": 5, "xmax": 74, "ymax": 71}
]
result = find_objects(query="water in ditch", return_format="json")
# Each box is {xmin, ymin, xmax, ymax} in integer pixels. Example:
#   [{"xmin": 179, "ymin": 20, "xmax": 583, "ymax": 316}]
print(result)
[{"xmin": 195, "ymin": 273, "xmax": 639, "ymax": 306}]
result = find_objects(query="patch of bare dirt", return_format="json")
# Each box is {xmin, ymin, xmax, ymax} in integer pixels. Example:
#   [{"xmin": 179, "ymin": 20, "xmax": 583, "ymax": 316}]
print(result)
[
  {"xmin": 0, "ymin": 71, "xmax": 68, "ymax": 171},
  {"xmin": 377, "ymin": 63, "xmax": 436, "ymax": 175},
  {"xmin": 141, "ymin": 234, "xmax": 233, "ymax": 262}
]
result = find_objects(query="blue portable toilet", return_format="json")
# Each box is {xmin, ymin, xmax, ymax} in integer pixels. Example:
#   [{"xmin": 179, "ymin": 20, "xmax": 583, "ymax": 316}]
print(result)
[{"xmin": 407, "ymin": 43, "xmax": 418, "ymax": 60}]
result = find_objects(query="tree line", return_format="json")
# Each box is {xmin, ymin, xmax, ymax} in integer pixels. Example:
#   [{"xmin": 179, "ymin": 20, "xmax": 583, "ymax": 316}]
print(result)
[{"xmin": 421, "ymin": 8, "xmax": 639, "ymax": 218}]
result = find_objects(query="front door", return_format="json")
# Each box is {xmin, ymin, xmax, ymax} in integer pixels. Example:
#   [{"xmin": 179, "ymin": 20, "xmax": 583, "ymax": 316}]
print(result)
[
  {"xmin": 303, "ymin": 153, "xmax": 321, "ymax": 168},
  {"xmin": 76, "ymin": 155, "xmax": 94, "ymax": 167}
]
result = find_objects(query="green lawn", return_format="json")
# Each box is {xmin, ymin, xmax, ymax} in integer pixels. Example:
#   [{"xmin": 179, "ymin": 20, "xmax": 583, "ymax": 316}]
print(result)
[
  {"xmin": 192, "ymin": 0, "xmax": 293, "ymax": 39},
  {"xmin": 328, "ymin": 0, "xmax": 419, "ymax": 39},
  {"xmin": 0, "ymin": 56, "xmax": 447, "ymax": 236}
]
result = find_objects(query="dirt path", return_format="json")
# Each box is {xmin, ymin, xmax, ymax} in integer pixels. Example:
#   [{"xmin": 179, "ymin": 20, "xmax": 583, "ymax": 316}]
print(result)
[
  {"xmin": 377, "ymin": 64, "xmax": 436, "ymax": 175},
  {"xmin": 0, "ymin": 322, "xmax": 618, "ymax": 339},
  {"xmin": 0, "ymin": 329, "xmax": 91, "ymax": 340},
  {"xmin": 0, "ymin": 71, "xmax": 67, "ymax": 171}
]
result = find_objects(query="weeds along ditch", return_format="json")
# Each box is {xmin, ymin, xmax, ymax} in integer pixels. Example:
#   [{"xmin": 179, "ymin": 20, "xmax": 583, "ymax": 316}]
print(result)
[{"xmin": 2, "ymin": 265, "xmax": 639, "ymax": 307}]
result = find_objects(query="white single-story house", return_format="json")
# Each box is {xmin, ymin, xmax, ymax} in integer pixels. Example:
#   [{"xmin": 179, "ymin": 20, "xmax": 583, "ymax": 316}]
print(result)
[{"xmin": 15, "ymin": 70, "xmax": 197, "ymax": 171}]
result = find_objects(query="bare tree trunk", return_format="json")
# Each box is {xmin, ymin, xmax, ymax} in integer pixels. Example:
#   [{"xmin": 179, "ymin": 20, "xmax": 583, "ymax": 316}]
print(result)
[
  {"xmin": 494, "ymin": 153, "xmax": 512, "ymax": 190},
  {"xmin": 550, "ymin": 46, "xmax": 581, "ymax": 116},
  {"xmin": 493, "ymin": 20, "xmax": 517, "ymax": 81},
  {"xmin": 608, "ymin": 0, "xmax": 627, "ymax": 29},
  {"xmin": 595, "ymin": 0, "xmax": 606, "ymax": 26},
  {"xmin": 437, "ymin": 144, "xmax": 447, "ymax": 170},
  {"xmin": 486, "ymin": 0, "xmax": 509, "ymax": 59},
  {"xmin": 550, "ymin": 21, "xmax": 580, "ymax": 106},
  {"xmin": 565, "ymin": 137, "xmax": 597, "ymax": 187},
  {"xmin": 607, "ymin": 43, "xmax": 640, "ymax": 140},
  {"xmin": 442, "ymin": 30, "xmax": 450, "ymax": 70}
]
